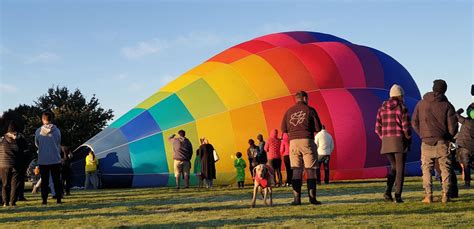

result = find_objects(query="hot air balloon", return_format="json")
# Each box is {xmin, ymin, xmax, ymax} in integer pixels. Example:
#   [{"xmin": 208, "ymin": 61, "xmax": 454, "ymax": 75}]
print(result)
[{"xmin": 72, "ymin": 31, "xmax": 422, "ymax": 188}]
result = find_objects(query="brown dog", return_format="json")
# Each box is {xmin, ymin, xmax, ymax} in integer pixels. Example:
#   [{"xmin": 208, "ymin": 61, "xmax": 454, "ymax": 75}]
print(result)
[{"xmin": 251, "ymin": 164, "xmax": 274, "ymax": 208}]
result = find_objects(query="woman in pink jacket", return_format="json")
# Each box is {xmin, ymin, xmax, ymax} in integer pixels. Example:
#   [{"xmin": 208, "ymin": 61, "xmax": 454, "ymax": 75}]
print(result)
[
  {"xmin": 265, "ymin": 129, "xmax": 282, "ymax": 187},
  {"xmin": 280, "ymin": 133, "xmax": 291, "ymax": 187}
]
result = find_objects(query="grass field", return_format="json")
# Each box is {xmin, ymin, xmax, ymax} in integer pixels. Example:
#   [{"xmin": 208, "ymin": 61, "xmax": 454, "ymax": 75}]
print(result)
[{"xmin": 0, "ymin": 177, "xmax": 473, "ymax": 228}]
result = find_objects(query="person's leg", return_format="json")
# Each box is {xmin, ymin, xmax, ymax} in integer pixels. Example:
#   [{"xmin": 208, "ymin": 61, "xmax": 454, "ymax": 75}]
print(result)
[
  {"xmin": 421, "ymin": 143, "xmax": 435, "ymax": 203},
  {"xmin": 174, "ymin": 161, "xmax": 181, "ymax": 189},
  {"xmin": 184, "ymin": 161, "xmax": 190, "ymax": 188},
  {"xmin": 303, "ymin": 139, "xmax": 320, "ymax": 205},
  {"xmin": 315, "ymin": 157, "xmax": 322, "ymax": 185},
  {"xmin": 51, "ymin": 164, "xmax": 62, "ymax": 203},
  {"xmin": 1, "ymin": 168, "xmax": 10, "ymax": 205},
  {"xmin": 435, "ymin": 142, "xmax": 451, "ymax": 203},
  {"xmin": 290, "ymin": 139, "xmax": 304, "ymax": 205},
  {"xmin": 92, "ymin": 172, "xmax": 99, "ymax": 189},
  {"xmin": 385, "ymin": 153, "xmax": 396, "ymax": 201},
  {"xmin": 84, "ymin": 172, "xmax": 90, "ymax": 190},
  {"xmin": 9, "ymin": 168, "xmax": 20, "ymax": 206},
  {"xmin": 39, "ymin": 165, "xmax": 50, "ymax": 204},
  {"xmin": 17, "ymin": 168, "xmax": 26, "ymax": 201},
  {"xmin": 459, "ymin": 148, "xmax": 471, "ymax": 187},
  {"xmin": 276, "ymin": 159, "xmax": 282, "ymax": 186},
  {"xmin": 394, "ymin": 153, "xmax": 406, "ymax": 203},
  {"xmin": 323, "ymin": 156, "xmax": 330, "ymax": 184},
  {"xmin": 269, "ymin": 159, "xmax": 277, "ymax": 185}
]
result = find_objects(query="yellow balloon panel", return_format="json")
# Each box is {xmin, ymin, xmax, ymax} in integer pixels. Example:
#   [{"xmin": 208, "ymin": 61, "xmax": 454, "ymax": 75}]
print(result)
[
  {"xmin": 161, "ymin": 122, "xmax": 200, "ymax": 175},
  {"xmin": 135, "ymin": 91, "xmax": 172, "ymax": 109},
  {"xmin": 159, "ymin": 74, "xmax": 201, "ymax": 93},
  {"xmin": 231, "ymin": 54, "xmax": 291, "ymax": 101},
  {"xmin": 203, "ymin": 64, "xmax": 259, "ymax": 110},
  {"xmin": 229, "ymin": 103, "xmax": 268, "ymax": 181},
  {"xmin": 185, "ymin": 61, "xmax": 225, "ymax": 76},
  {"xmin": 195, "ymin": 112, "xmax": 237, "ymax": 185}
]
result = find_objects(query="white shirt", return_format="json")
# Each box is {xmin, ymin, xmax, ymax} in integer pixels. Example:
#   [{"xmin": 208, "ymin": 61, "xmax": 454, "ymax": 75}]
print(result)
[{"xmin": 315, "ymin": 129, "xmax": 334, "ymax": 156}]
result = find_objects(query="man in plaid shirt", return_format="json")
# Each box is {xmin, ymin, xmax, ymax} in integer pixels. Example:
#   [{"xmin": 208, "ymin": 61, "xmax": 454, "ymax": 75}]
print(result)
[{"xmin": 375, "ymin": 84, "xmax": 412, "ymax": 203}]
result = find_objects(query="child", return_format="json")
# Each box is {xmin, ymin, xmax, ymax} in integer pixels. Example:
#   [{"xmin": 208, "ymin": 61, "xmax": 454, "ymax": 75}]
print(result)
[
  {"xmin": 85, "ymin": 150, "xmax": 99, "ymax": 189},
  {"xmin": 234, "ymin": 152, "xmax": 247, "ymax": 188}
]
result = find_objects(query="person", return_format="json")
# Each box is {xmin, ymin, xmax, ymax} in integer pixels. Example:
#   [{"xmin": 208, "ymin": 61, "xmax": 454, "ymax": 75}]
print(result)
[
  {"xmin": 280, "ymin": 133, "xmax": 292, "ymax": 187},
  {"xmin": 247, "ymin": 139, "xmax": 259, "ymax": 178},
  {"xmin": 35, "ymin": 111, "xmax": 63, "ymax": 205},
  {"xmin": 27, "ymin": 158, "xmax": 41, "ymax": 193},
  {"xmin": 84, "ymin": 150, "xmax": 99, "ymax": 190},
  {"xmin": 61, "ymin": 145, "xmax": 73, "ymax": 195},
  {"xmin": 169, "ymin": 130, "xmax": 193, "ymax": 189},
  {"xmin": 256, "ymin": 134, "xmax": 267, "ymax": 165},
  {"xmin": 264, "ymin": 129, "xmax": 282, "ymax": 187},
  {"xmin": 412, "ymin": 80, "xmax": 458, "ymax": 204},
  {"xmin": 199, "ymin": 138, "xmax": 216, "ymax": 188},
  {"xmin": 234, "ymin": 152, "xmax": 246, "ymax": 188},
  {"xmin": 15, "ymin": 129, "xmax": 29, "ymax": 202},
  {"xmin": 456, "ymin": 105, "xmax": 474, "ymax": 187},
  {"xmin": 281, "ymin": 90, "xmax": 322, "ymax": 205},
  {"xmin": 315, "ymin": 125, "xmax": 334, "ymax": 185},
  {"xmin": 0, "ymin": 121, "xmax": 25, "ymax": 207},
  {"xmin": 375, "ymin": 85, "xmax": 412, "ymax": 203},
  {"xmin": 194, "ymin": 141, "xmax": 203, "ymax": 188}
]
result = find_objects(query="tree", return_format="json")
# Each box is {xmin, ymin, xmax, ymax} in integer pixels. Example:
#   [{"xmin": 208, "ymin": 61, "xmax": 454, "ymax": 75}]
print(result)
[{"xmin": 1, "ymin": 86, "xmax": 114, "ymax": 151}]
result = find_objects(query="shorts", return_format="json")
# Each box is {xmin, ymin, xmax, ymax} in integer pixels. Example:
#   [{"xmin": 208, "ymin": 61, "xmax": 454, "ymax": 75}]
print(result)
[
  {"xmin": 290, "ymin": 138, "xmax": 318, "ymax": 169},
  {"xmin": 174, "ymin": 160, "xmax": 191, "ymax": 177}
]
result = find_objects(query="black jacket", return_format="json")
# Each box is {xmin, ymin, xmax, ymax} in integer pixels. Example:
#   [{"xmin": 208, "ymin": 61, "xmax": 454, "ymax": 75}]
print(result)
[{"xmin": 456, "ymin": 114, "xmax": 474, "ymax": 151}]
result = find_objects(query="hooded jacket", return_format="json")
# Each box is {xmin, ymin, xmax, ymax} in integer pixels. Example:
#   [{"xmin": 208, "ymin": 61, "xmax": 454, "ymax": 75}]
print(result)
[
  {"xmin": 280, "ymin": 133, "xmax": 289, "ymax": 157},
  {"xmin": 456, "ymin": 113, "xmax": 474, "ymax": 151},
  {"xmin": 281, "ymin": 101, "xmax": 322, "ymax": 141},
  {"xmin": 264, "ymin": 129, "xmax": 281, "ymax": 160},
  {"xmin": 375, "ymin": 98, "xmax": 411, "ymax": 140},
  {"xmin": 35, "ymin": 124, "xmax": 62, "ymax": 165},
  {"xmin": 412, "ymin": 92, "xmax": 458, "ymax": 145}
]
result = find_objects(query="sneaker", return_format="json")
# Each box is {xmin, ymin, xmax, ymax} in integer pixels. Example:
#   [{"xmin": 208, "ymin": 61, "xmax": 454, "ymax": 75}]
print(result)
[
  {"xmin": 422, "ymin": 196, "xmax": 433, "ymax": 204},
  {"xmin": 310, "ymin": 200, "xmax": 322, "ymax": 205}
]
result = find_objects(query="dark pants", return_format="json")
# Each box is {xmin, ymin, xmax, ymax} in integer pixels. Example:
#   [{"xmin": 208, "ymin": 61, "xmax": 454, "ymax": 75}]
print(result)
[
  {"xmin": 316, "ymin": 155, "xmax": 330, "ymax": 184},
  {"xmin": 458, "ymin": 147, "xmax": 472, "ymax": 185},
  {"xmin": 0, "ymin": 167, "xmax": 20, "ymax": 205},
  {"xmin": 39, "ymin": 163, "xmax": 62, "ymax": 203},
  {"xmin": 62, "ymin": 164, "xmax": 71, "ymax": 194},
  {"xmin": 17, "ymin": 168, "xmax": 26, "ymax": 199},
  {"xmin": 248, "ymin": 159, "xmax": 255, "ymax": 178},
  {"xmin": 283, "ymin": 155, "xmax": 292, "ymax": 185},
  {"xmin": 237, "ymin": 181, "xmax": 244, "ymax": 188},
  {"xmin": 385, "ymin": 153, "xmax": 406, "ymax": 196},
  {"xmin": 269, "ymin": 158, "xmax": 282, "ymax": 186}
]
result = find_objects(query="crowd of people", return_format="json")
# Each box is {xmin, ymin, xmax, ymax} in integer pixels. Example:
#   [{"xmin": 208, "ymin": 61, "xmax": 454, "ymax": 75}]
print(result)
[{"xmin": 0, "ymin": 79, "xmax": 473, "ymax": 207}]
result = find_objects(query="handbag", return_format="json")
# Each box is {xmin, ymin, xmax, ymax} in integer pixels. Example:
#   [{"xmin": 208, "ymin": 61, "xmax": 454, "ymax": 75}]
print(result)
[{"xmin": 213, "ymin": 150, "xmax": 220, "ymax": 162}]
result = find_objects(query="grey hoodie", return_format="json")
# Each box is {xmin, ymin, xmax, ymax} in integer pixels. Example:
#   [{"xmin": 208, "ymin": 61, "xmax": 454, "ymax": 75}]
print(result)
[{"xmin": 35, "ymin": 124, "xmax": 62, "ymax": 165}]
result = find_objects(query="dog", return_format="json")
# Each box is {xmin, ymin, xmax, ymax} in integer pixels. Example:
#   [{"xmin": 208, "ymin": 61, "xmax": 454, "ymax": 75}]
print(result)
[{"xmin": 251, "ymin": 164, "xmax": 274, "ymax": 208}]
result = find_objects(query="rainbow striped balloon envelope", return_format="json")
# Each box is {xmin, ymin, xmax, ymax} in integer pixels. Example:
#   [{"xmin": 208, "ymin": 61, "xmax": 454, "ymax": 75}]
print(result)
[{"xmin": 73, "ymin": 31, "xmax": 422, "ymax": 188}]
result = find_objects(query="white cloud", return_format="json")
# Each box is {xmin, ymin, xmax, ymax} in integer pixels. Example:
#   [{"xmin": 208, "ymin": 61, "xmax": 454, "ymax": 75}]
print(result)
[
  {"xmin": 0, "ymin": 83, "xmax": 18, "ymax": 93},
  {"xmin": 121, "ymin": 32, "xmax": 223, "ymax": 59},
  {"xmin": 25, "ymin": 52, "xmax": 60, "ymax": 64}
]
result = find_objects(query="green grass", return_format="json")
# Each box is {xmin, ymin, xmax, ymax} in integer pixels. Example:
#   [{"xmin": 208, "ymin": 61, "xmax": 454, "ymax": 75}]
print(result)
[{"xmin": 1, "ymin": 177, "xmax": 473, "ymax": 228}]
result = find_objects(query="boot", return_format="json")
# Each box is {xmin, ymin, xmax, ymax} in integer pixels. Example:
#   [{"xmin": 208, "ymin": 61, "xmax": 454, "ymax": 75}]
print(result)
[
  {"xmin": 290, "ymin": 179, "xmax": 302, "ymax": 205},
  {"xmin": 307, "ymin": 179, "xmax": 321, "ymax": 205},
  {"xmin": 422, "ymin": 195, "xmax": 432, "ymax": 204},
  {"xmin": 383, "ymin": 193, "xmax": 393, "ymax": 202},
  {"xmin": 394, "ymin": 194, "xmax": 404, "ymax": 203}
]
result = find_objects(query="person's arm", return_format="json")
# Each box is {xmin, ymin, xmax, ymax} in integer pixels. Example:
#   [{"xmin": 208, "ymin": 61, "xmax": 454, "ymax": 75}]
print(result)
[
  {"xmin": 401, "ymin": 106, "xmax": 412, "ymax": 140},
  {"xmin": 312, "ymin": 109, "xmax": 322, "ymax": 133},
  {"xmin": 329, "ymin": 135, "xmax": 334, "ymax": 153},
  {"xmin": 34, "ymin": 129, "xmax": 39, "ymax": 147},
  {"xmin": 411, "ymin": 103, "xmax": 421, "ymax": 136},
  {"xmin": 57, "ymin": 129, "xmax": 61, "ymax": 146},
  {"xmin": 242, "ymin": 159, "xmax": 246, "ymax": 168},
  {"xmin": 456, "ymin": 113, "xmax": 467, "ymax": 125},
  {"xmin": 264, "ymin": 141, "xmax": 269, "ymax": 153},
  {"xmin": 375, "ymin": 107, "xmax": 382, "ymax": 139},
  {"xmin": 168, "ymin": 134, "xmax": 176, "ymax": 144},
  {"xmin": 281, "ymin": 111, "xmax": 288, "ymax": 134},
  {"xmin": 447, "ymin": 104, "xmax": 459, "ymax": 139}
]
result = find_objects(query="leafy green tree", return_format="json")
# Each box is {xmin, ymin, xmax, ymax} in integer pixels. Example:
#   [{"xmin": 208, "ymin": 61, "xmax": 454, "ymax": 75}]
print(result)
[{"xmin": 1, "ymin": 86, "xmax": 114, "ymax": 152}]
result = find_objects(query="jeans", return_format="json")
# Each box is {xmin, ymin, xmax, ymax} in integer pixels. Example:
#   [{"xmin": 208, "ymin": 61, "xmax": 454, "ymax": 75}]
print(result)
[
  {"xmin": 39, "ymin": 163, "xmax": 62, "ymax": 203},
  {"xmin": 316, "ymin": 155, "xmax": 330, "ymax": 184},
  {"xmin": 85, "ymin": 171, "xmax": 99, "ymax": 189},
  {"xmin": 385, "ymin": 153, "xmax": 406, "ymax": 196}
]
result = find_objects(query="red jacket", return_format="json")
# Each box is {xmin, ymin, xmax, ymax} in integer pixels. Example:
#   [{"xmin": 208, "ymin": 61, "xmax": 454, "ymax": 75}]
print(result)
[
  {"xmin": 280, "ymin": 133, "xmax": 289, "ymax": 157},
  {"xmin": 264, "ymin": 129, "xmax": 281, "ymax": 160}
]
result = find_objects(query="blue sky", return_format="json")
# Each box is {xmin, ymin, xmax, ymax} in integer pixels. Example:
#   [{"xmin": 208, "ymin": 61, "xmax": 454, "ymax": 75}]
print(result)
[{"xmin": 1, "ymin": 0, "xmax": 472, "ymax": 122}]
